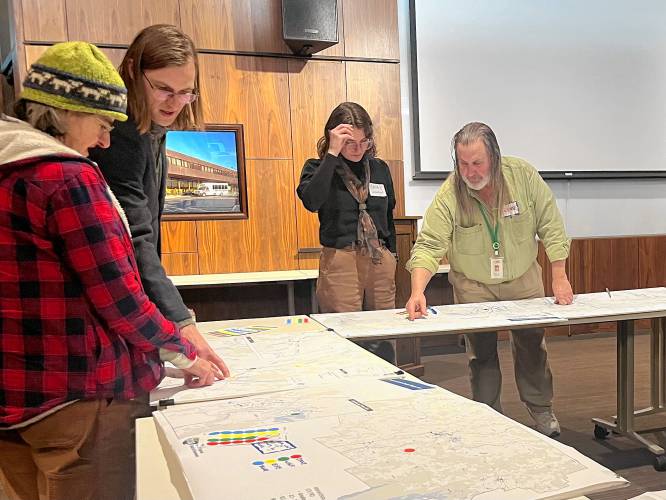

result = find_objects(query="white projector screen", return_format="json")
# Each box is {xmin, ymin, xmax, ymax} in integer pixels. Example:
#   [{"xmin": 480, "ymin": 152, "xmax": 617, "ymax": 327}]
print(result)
[{"xmin": 410, "ymin": 0, "xmax": 666, "ymax": 179}]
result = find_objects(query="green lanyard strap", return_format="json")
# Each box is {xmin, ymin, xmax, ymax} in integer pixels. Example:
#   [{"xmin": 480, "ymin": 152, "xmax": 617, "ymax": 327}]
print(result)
[{"xmin": 474, "ymin": 199, "xmax": 500, "ymax": 256}]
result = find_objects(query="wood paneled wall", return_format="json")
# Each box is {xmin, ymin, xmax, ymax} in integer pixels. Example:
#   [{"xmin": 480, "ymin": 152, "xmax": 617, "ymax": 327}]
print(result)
[
  {"xmin": 536, "ymin": 236, "xmax": 666, "ymax": 296},
  {"xmin": 11, "ymin": 0, "xmax": 403, "ymax": 274}
]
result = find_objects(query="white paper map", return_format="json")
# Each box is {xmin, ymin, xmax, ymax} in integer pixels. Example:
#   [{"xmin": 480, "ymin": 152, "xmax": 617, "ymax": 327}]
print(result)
[
  {"xmin": 154, "ymin": 379, "xmax": 626, "ymax": 500},
  {"xmin": 313, "ymin": 288, "xmax": 666, "ymax": 339},
  {"xmin": 151, "ymin": 327, "xmax": 400, "ymax": 406}
]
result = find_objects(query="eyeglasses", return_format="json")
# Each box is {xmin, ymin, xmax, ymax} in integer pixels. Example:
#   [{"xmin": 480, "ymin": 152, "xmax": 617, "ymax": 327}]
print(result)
[
  {"xmin": 95, "ymin": 116, "xmax": 114, "ymax": 134},
  {"xmin": 343, "ymin": 138, "xmax": 372, "ymax": 150},
  {"xmin": 142, "ymin": 71, "xmax": 199, "ymax": 104}
]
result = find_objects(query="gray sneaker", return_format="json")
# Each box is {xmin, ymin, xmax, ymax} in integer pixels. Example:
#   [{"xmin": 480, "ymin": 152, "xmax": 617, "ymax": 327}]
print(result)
[{"xmin": 527, "ymin": 407, "xmax": 561, "ymax": 437}]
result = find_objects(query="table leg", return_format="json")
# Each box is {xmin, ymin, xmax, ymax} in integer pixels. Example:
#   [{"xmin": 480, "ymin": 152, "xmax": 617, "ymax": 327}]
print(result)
[
  {"xmin": 287, "ymin": 282, "xmax": 295, "ymax": 315},
  {"xmin": 592, "ymin": 319, "xmax": 665, "ymax": 458},
  {"xmin": 616, "ymin": 319, "xmax": 634, "ymax": 433},
  {"xmin": 310, "ymin": 279, "xmax": 318, "ymax": 314}
]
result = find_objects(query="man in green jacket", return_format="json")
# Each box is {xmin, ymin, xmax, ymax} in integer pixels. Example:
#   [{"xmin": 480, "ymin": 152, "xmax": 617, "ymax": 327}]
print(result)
[{"xmin": 406, "ymin": 122, "xmax": 573, "ymax": 437}]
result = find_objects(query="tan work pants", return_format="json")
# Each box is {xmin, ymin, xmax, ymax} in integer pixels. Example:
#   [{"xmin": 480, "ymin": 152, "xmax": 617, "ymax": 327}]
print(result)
[
  {"xmin": 448, "ymin": 261, "xmax": 554, "ymax": 413},
  {"xmin": 317, "ymin": 246, "xmax": 397, "ymax": 362},
  {"xmin": 0, "ymin": 397, "xmax": 150, "ymax": 500}
]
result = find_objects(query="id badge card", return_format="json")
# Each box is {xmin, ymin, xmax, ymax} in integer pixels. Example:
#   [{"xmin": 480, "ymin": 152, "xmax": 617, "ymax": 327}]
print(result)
[
  {"xmin": 369, "ymin": 182, "xmax": 387, "ymax": 197},
  {"xmin": 502, "ymin": 201, "xmax": 520, "ymax": 217},
  {"xmin": 490, "ymin": 256, "xmax": 504, "ymax": 279}
]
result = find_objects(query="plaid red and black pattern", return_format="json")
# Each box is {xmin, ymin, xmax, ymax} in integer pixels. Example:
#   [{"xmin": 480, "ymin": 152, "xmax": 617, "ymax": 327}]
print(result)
[{"xmin": 0, "ymin": 154, "xmax": 195, "ymax": 427}]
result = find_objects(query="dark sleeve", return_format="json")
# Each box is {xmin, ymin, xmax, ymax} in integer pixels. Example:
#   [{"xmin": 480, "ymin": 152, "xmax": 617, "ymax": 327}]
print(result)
[
  {"xmin": 377, "ymin": 158, "xmax": 397, "ymax": 253},
  {"xmin": 89, "ymin": 122, "xmax": 192, "ymax": 326},
  {"xmin": 382, "ymin": 160, "xmax": 397, "ymax": 253},
  {"xmin": 296, "ymin": 154, "xmax": 340, "ymax": 212}
]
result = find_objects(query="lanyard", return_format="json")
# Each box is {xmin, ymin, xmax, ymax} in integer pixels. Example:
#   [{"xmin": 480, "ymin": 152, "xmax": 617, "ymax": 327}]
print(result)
[{"xmin": 474, "ymin": 199, "xmax": 500, "ymax": 256}]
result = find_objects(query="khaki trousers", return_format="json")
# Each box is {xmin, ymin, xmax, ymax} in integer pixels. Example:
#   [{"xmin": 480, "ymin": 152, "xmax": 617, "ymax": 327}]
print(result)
[
  {"xmin": 0, "ymin": 397, "xmax": 151, "ymax": 500},
  {"xmin": 317, "ymin": 246, "xmax": 396, "ymax": 312},
  {"xmin": 317, "ymin": 246, "xmax": 397, "ymax": 362},
  {"xmin": 448, "ymin": 261, "xmax": 554, "ymax": 413}
]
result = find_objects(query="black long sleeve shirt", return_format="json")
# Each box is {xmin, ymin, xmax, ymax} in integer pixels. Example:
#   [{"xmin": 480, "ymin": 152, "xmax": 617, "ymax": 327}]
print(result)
[{"xmin": 297, "ymin": 154, "xmax": 397, "ymax": 253}]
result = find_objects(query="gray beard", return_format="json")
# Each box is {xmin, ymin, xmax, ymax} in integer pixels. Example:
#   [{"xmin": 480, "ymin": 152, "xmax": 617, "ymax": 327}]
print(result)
[{"xmin": 462, "ymin": 175, "xmax": 490, "ymax": 191}]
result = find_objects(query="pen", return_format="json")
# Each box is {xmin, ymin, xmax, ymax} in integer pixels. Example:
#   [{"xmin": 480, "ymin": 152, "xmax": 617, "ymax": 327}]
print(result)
[{"xmin": 605, "ymin": 287, "xmax": 612, "ymax": 299}]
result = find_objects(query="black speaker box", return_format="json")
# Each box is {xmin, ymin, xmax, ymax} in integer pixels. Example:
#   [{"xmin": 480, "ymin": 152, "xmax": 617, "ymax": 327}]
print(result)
[{"xmin": 282, "ymin": 0, "xmax": 339, "ymax": 56}]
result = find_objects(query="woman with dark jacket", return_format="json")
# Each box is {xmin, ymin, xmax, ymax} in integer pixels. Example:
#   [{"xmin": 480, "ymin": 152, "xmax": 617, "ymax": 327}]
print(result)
[
  {"xmin": 89, "ymin": 25, "xmax": 229, "ymax": 380},
  {"xmin": 297, "ymin": 102, "xmax": 397, "ymax": 362}
]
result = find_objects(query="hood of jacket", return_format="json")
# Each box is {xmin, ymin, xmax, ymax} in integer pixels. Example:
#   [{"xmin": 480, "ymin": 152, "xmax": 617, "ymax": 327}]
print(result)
[
  {"xmin": 0, "ymin": 114, "xmax": 132, "ymax": 236},
  {"xmin": 0, "ymin": 114, "xmax": 83, "ymax": 168}
]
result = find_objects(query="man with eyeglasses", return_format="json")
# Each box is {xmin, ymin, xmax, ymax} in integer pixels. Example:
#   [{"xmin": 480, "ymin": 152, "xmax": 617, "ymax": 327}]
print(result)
[{"xmin": 90, "ymin": 25, "xmax": 231, "ymax": 389}]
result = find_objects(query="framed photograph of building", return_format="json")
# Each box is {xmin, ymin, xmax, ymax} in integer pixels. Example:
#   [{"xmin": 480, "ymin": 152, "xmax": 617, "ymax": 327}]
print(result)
[{"xmin": 163, "ymin": 124, "xmax": 248, "ymax": 220}]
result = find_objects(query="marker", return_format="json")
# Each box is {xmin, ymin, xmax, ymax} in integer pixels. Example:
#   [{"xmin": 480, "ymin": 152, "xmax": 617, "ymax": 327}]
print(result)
[
  {"xmin": 605, "ymin": 287, "xmax": 612, "ymax": 299},
  {"xmin": 426, "ymin": 306, "xmax": 438, "ymax": 315}
]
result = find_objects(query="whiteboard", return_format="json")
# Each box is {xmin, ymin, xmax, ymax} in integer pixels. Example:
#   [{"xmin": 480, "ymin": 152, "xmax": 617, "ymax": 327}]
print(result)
[{"xmin": 410, "ymin": 0, "xmax": 666, "ymax": 179}]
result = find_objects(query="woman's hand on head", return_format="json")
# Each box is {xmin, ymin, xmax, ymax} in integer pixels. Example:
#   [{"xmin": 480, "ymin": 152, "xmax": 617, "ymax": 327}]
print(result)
[{"xmin": 327, "ymin": 124, "xmax": 354, "ymax": 157}]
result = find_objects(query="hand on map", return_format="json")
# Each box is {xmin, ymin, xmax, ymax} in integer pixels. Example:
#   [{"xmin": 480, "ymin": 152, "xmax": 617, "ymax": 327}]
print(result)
[
  {"xmin": 182, "ymin": 358, "xmax": 221, "ymax": 387},
  {"xmin": 181, "ymin": 324, "xmax": 231, "ymax": 378},
  {"xmin": 406, "ymin": 292, "xmax": 428, "ymax": 321},
  {"xmin": 552, "ymin": 276, "xmax": 574, "ymax": 305}
]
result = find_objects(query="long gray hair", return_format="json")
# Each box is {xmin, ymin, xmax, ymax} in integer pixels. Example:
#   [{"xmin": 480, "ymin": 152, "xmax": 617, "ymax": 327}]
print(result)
[{"xmin": 451, "ymin": 122, "xmax": 508, "ymax": 224}]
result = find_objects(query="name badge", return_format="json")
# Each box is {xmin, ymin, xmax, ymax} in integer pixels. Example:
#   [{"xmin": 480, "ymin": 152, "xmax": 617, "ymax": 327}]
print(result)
[
  {"xmin": 502, "ymin": 201, "xmax": 520, "ymax": 217},
  {"xmin": 490, "ymin": 256, "xmax": 504, "ymax": 279},
  {"xmin": 369, "ymin": 183, "xmax": 387, "ymax": 197}
]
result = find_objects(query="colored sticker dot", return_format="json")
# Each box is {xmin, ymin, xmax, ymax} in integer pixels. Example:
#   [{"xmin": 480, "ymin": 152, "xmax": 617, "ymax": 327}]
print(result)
[
  {"xmin": 404, "ymin": 448, "xmax": 416, "ymax": 453},
  {"xmin": 278, "ymin": 457, "xmax": 290, "ymax": 461},
  {"xmin": 291, "ymin": 455, "xmax": 301, "ymax": 459},
  {"xmin": 265, "ymin": 460, "xmax": 277, "ymax": 464},
  {"xmin": 252, "ymin": 461, "xmax": 264, "ymax": 466}
]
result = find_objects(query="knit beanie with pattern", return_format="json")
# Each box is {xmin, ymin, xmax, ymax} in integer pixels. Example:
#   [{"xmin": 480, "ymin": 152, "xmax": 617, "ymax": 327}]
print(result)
[{"xmin": 20, "ymin": 41, "xmax": 128, "ymax": 122}]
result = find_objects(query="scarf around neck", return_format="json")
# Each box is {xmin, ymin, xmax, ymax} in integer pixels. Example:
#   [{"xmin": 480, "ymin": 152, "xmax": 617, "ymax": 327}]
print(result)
[{"xmin": 336, "ymin": 157, "xmax": 383, "ymax": 263}]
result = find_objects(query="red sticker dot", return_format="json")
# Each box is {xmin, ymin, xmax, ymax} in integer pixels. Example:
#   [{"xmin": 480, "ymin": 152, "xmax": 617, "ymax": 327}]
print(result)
[
  {"xmin": 404, "ymin": 448, "xmax": 415, "ymax": 453},
  {"xmin": 291, "ymin": 454, "xmax": 302, "ymax": 459}
]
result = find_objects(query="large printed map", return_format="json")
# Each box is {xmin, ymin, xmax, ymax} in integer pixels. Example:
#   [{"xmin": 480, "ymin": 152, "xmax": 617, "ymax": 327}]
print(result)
[
  {"xmin": 151, "ymin": 324, "xmax": 399, "ymax": 405},
  {"xmin": 313, "ymin": 288, "xmax": 666, "ymax": 339},
  {"xmin": 154, "ymin": 379, "xmax": 626, "ymax": 500}
]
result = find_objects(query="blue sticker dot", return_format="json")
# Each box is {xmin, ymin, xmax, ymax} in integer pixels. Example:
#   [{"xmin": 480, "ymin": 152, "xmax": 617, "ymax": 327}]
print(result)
[{"xmin": 252, "ymin": 461, "xmax": 264, "ymax": 466}]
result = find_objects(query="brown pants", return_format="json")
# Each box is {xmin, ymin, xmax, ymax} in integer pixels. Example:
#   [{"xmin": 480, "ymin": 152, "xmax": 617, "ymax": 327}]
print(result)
[
  {"xmin": 0, "ymin": 397, "xmax": 151, "ymax": 500},
  {"xmin": 317, "ymin": 246, "xmax": 396, "ymax": 312},
  {"xmin": 317, "ymin": 246, "xmax": 397, "ymax": 362},
  {"xmin": 449, "ymin": 261, "xmax": 554, "ymax": 413}
]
